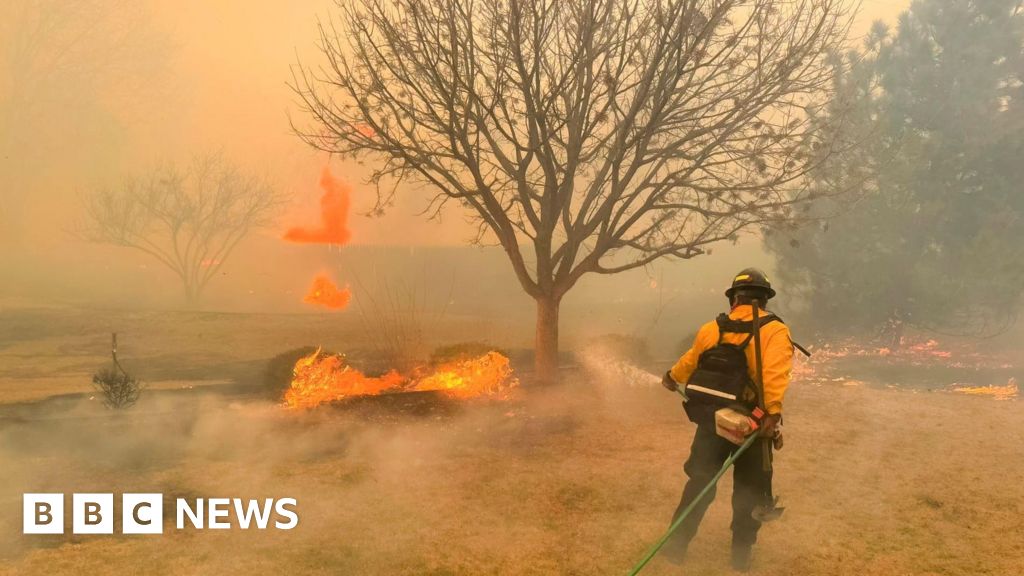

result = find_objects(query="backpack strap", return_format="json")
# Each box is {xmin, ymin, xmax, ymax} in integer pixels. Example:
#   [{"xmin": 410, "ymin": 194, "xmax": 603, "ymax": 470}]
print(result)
[
  {"xmin": 717, "ymin": 314, "xmax": 780, "ymax": 335},
  {"xmin": 715, "ymin": 311, "xmax": 812, "ymax": 357},
  {"xmin": 716, "ymin": 313, "xmax": 780, "ymax": 350},
  {"xmin": 714, "ymin": 314, "xmax": 730, "ymax": 345}
]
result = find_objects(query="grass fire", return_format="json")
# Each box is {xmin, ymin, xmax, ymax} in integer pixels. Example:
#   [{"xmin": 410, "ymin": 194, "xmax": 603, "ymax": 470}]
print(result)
[{"xmin": 284, "ymin": 349, "xmax": 517, "ymax": 409}]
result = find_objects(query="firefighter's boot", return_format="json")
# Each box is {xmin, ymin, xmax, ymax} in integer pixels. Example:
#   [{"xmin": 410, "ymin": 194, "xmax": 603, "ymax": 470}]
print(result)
[{"xmin": 730, "ymin": 541, "xmax": 753, "ymax": 572}]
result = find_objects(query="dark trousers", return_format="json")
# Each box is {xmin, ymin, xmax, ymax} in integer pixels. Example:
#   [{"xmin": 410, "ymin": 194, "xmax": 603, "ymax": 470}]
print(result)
[{"xmin": 667, "ymin": 425, "xmax": 772, "ymax": 549}]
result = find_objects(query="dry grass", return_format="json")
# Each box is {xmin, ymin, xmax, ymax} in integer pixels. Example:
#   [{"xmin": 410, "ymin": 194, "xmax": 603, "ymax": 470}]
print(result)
[
  {"xmin": 0, "ymin": 307, "xmax": 1021, "ymax": 575},
  {"xmin": 0, "ymin": 306, "xmax": 510, "ymax": 404},
  {"xmin": 2, "ymin": 384, "xmax": 1021, "ymax": 575}
]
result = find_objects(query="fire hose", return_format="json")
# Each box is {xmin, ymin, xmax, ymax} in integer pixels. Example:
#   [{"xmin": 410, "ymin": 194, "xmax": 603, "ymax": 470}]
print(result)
[{"xmin": 625, "ymin": 388, "xmax": 760, "ymax": 576}]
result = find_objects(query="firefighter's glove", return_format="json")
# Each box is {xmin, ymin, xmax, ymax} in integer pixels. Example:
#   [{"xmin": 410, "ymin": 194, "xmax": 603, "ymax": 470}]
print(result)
[
  {"xmin": 758, "ymin": 413, "xmax": 782, "ymax": 439},
  {"xmin": 661, "ymin": 371, "xmax": 679, "ymax": 392}
]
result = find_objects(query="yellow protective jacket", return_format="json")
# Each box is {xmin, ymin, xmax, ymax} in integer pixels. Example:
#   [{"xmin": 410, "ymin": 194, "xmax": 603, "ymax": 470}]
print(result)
[{"xmin": 669, "ymin": 305, "xmax": 793, "ymax": 415}]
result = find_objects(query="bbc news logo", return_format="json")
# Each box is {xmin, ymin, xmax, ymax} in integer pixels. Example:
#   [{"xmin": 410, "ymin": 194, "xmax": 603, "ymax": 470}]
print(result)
[{"xmin": 23, "ymin": 494, "xmax": 298, "ymax": 534}]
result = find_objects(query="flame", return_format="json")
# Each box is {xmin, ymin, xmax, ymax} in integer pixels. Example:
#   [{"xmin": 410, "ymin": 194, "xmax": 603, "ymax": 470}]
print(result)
[
  {"xmin": 303, "ymin": 273, "xmax": 351, "ymax": 310},
  {"xmin": 284, "ymin": 349, "xmax": 518, "ymax": 409},
  {"xmin": 953, "ymin": 378, "xmax": 1018, "ymax": 400},
  {"xmin": 791, "ymin": 337, "xmax": 1020, "ymax": 402},
  {"xmin": 284, "ymin": 349, "xmax": 404, "ymax": 409},
  {"xmin": 284, "ymin": 166, "xmax": 353, "ymax": 245},
  {"xmin": 411, "ymin": 352, "xmax": 517, "ymax": 399}
]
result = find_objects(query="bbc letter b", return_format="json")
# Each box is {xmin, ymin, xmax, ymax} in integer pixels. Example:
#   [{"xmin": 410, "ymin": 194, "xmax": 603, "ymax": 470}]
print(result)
[
  {"xmin": 24, "ymin": 494, "xmax": 63, "ymax": 534},
  {"xmin": 73, "ymin": 493, "xmax": 114, "ymax": 534}
]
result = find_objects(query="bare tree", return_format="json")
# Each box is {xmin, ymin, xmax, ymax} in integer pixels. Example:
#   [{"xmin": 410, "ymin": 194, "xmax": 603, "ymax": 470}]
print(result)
[
  {"xmin": 81, "ymin": 155, "xmax": 283, "ymax": 305},
  {"xmin": 292, "ymin": 0, "xmax": 855, "ymax": 380}
]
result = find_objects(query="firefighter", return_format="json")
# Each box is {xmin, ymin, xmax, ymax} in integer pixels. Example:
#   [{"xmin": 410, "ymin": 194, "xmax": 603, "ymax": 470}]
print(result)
[{"xmin": 660, "ymin": 268, "xmax": 794, "ymax": 572}]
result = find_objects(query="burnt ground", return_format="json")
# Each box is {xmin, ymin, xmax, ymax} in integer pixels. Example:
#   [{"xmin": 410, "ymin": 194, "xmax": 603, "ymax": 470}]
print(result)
[{"xmin": 0, "ymin": 305, "xmax": 1022, "ymax": 575}]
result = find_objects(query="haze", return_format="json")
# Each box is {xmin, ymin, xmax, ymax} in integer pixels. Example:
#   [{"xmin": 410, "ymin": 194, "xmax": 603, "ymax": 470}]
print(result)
[{"xmin": 1, "ymin": 0, "xmax": 909, "ymax": 329}]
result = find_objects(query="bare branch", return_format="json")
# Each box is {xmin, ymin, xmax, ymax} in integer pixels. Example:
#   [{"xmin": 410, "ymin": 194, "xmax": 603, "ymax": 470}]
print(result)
[
  {"xmin": 292, "ymin": 0, "xmax": 856, "ymax": 301},
  {"xmin": 79, "ymin": 154, "xmax": 284, "ymax": 304}
]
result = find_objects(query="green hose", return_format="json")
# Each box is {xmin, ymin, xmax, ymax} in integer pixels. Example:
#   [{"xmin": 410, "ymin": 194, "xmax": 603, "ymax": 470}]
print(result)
[{"xmin": 626, "ymin": 425, "xmax": 760, "ymax": 576}]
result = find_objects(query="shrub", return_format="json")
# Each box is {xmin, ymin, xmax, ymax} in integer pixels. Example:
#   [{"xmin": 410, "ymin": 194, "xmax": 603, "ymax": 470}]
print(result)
[{"xmin": 92, "ymin": 368, "xmax": 143, "ymax": 409}]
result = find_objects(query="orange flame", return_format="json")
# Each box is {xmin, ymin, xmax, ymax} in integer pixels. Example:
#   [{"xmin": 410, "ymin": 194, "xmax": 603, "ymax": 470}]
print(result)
[
  {"xmin": 284, "ymin": 349, "xmax": 403, "ymax": 409},
  {"xmin": 953, "ymin": 378, "xmax": 1018, "ymax": 400},
  {"xmin": 284, "ymin": 166, "xmax": 352, "ymax": 245},
  {"xmin": 411, "ymin": 352, "xmax": 517, "ymax": 399},
  {"xmin": 303, "ymin": 274, "xmax": 351, "ymax": 310},
  {"xmin": 284, "ymin": 349, "xmax": 518, "ymax": 409}
]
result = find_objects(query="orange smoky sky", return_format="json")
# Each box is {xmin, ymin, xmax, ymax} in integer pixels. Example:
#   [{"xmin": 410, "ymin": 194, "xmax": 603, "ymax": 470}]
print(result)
[
  {"xmin": 284, "ymin": 166, "xmax": 353, "ymax": 245},
  {"xmin": 303, "ymin": 273, "xmax": 351, "ymax": 310}
]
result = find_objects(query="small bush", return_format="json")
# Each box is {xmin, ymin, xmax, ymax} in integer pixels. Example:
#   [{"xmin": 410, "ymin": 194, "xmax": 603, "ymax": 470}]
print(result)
[{"xmin": 92, "ymin": 368, "xmax": 143, "ymax": 409}]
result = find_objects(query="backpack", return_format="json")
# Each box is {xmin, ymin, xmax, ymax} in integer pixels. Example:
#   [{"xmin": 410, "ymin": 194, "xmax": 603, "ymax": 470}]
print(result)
[{"xmin": 682, "ymin": 313, "xmax": 782, "ymax": 426}]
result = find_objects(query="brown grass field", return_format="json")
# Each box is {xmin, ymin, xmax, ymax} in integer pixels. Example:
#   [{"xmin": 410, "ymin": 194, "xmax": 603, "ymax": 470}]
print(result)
[{"xmin": 0, "ymin": 306, "xmax": 1021, "ymax": 576}]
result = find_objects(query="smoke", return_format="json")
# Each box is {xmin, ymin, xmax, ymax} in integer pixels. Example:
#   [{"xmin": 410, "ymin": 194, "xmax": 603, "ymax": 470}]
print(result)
[
  {"xmin": 1, "ymin": 315, "xmax": 1021, "ymax": 574},
  {"xmin": 0, "ymin": 388, "xmax": 481, "ymax": 558},
  {"xmin": 0, "ymin": 376, "xmax": 597, "ymax": 571}
]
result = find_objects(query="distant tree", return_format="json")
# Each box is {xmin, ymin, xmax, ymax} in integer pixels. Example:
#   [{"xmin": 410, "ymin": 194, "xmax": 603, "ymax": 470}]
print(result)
[
  {"xmin": 292, "ymin": 0, "xmax": 855, "ymax": 380},
  {"xmin": 767, "ymin": 0, "xmax": 1024, "ymax": 340},
  {"xmin": 82, "ymin": 155, "xmax": 283, "ymax": 305}
]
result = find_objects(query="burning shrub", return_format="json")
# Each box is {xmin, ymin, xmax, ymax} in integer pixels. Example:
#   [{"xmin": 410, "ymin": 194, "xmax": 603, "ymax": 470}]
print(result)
[
  {"xmin": 412, "ymin": 351, "xmax": 517, "ymax": 399},
  {"xmin": 283, "ymin": 348, "xmax": 518, "ymax": 409},
  {"xmin": 284, "ymin": 348, "xmax": 405, "ymax": 409}
]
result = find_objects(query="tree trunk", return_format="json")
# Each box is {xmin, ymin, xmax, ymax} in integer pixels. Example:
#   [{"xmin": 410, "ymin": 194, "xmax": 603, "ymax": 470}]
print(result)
[{"xmin": 534, "ymin": 294, "xmax": 561, "ymax": 383}]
